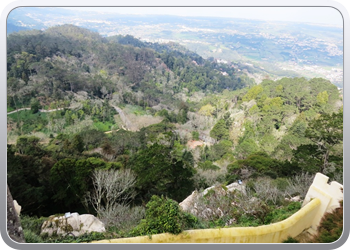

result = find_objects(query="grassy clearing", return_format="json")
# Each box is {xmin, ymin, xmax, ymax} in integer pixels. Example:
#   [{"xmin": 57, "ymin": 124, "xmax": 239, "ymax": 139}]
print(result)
[
  {"xmin": 93, "ymin": 121, "xmax": 118, "ymax": 132},
  {"xmin": 7, "ymin": 110, "xmax": 48, "ymax": 134}
]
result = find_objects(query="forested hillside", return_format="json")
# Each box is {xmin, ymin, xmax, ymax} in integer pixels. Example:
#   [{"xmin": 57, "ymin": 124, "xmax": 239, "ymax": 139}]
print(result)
[
  {"xmin": 7, "ymin": 25, "xmax": 343, "ymax": 243},
  {"xmin": 7, "ymin": 25, "xmax": 252, "ymax": 108}
]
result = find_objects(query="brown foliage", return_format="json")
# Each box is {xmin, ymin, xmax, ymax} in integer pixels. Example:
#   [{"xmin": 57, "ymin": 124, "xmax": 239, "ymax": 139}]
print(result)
[{"xmin": 309, "ymin": 200, "xmax": 343, "ymax": 243}]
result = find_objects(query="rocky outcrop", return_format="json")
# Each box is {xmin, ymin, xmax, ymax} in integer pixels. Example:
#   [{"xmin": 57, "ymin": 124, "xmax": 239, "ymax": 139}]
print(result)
[
  {"xmin": 179, "ymin": 182, "xmax": 246, "ymax": 219},
  {"xmin": 41, "ymin": 213, "xmax": 106, "ymax": 237},
  {"xmin": 13, "ymin": 200, "xmax": 21, "ymax": 216},
  {"xmin": 7, "ymin": 185, "xmax": 25, "ymax": 243}
]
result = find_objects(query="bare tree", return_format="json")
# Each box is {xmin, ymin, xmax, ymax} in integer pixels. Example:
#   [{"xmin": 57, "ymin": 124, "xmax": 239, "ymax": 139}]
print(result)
[
  {"xmin": 253, "ymin": 177, "xmax": 282, "ymax": 205},
  {"xmin": 193, "ymin": 168, "xmax": 227, "ymax": 188},
  {"xmin": 84, "ymin": 168, "xmax": 137, "ymax": 226},
  {"xmin": 285, "ymin": 172, "xmax": 315, "ymax": 199}
]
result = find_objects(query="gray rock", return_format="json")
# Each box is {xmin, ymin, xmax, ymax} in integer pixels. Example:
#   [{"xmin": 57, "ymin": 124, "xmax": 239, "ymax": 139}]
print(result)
[{"xmin": 41, "ymin": 213, "xmax": 106, "ymax": 237}]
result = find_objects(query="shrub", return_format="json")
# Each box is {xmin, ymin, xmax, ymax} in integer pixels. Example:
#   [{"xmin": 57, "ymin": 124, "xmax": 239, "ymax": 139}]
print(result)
[
  {"xmin": 264, "ymin": 202, "xmax": 301, "ymax": 224},
  {"xmin": 23, "ymin": 229, "xmax": 44, "ymax": 243},
  {"xmin": 309, "ymin": 200, "xmax": 343, "ymax": 243},
  {"xmin": 198, "ymin": 160, "xmax": 220, "ymax": 171},
  {"xmin": 272, "ymin": 178, "xmax": 289, "ymax": 192},
  {"xmin": 185, "ymin": 185, "xmax": 238, "ymax": 225},
  {"xmin": 20, "ymin": 215, "xmax": 48, "ymax": 243},
  {"xmin": 41, "ymin": 232, "xmax": 109, "ymax": 243},
  {"xmin": 253, "ymin": 177, "xmax": 285, "ymax": 205},
  {"xmin": 283, "ymin": 236, "xmax": 299, "ymax": 243},
  {"xmin": 131, "ymin": 195, "xmax": 194, "ymax": 236},
  {"xmin": 20, "ymin": 215, "xmax": 48, "ymax": 236},
  {"xmin": 285, "ymin": 172, "xmax": 315, "ymax": 199},
  {"xmin": 192, "ymin": 131, "xmax": 199, "ymax": 140},
  {"xmin": 194, "ymin": 168, "xmax": 227, "ymax": 190},
  {"xmin": 104, "ymin": 205, "xmax": 145, "ymax": 233}
]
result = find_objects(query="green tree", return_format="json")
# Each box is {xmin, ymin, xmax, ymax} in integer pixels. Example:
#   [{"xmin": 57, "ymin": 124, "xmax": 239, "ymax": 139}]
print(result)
[
  {"xmin": 129, "ymin": 143, "xmax": 195, "ymax": 202},
  {"xmin": 50, "ymin": 157, "xmax": 118, "ymax": 212},
  {"xmin": 292, "ymin": 111, "xmax": 343, "ymax": 174},
  {"xmin": 305, "ymin": 111, "xmax": 342, "ymax": 172},
  {"xmin": 198, "ymin": 104, "xmax": 215, "ymax": 116},
  {"xmin": 30, "ymin": 98, "xmax": 41, "ymax": 114},
  {"xmin": 7, "ymin": 144, "xmax": 55, "ymax": 216},
  {"xmin": 211, "ymin": 139, "xmax": 233, "ymax": 160},
  {"xmin": 227, "ymin": 152, "xmax": 282, "ymax": 181},
  {"xmin": 192, "ymin": 131, "xmax": 199, "ymax": 140},
  {"xmin": 242, "ymin": 85, "xmax": 263, "ymax": 102},
  {"xmin": 16, "ymin": 136, "xmax": 43, "ymax": 156},
  {"xmin": 210, "ymin": 119, "xmax": 229, "ymax": 141},
  {"xmin": 234, "ymin": 138, "xmax": 259, "ymax": 159},
  {"xmin": 317, "ymin": 91, "xmax": 329, "ymax": 105},
  {"xmin": 71, "ymin": 134, "xmax": 84, "ymax": 154},
  {"xmin": 198, "ymin": 160, "xmax": 220, "ymax": 171}
]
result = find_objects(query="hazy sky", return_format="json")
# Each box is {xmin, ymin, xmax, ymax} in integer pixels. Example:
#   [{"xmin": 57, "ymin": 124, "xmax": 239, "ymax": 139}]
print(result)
[{"xmin": 62, "ymin": 6, "xmax": 343, "ymax": 27}]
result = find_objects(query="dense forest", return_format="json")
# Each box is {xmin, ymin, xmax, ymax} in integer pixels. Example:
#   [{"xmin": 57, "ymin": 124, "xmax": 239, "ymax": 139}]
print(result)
[{"xmin": 7, "ymin": 25, "xmax": 343, "ymax": 243}]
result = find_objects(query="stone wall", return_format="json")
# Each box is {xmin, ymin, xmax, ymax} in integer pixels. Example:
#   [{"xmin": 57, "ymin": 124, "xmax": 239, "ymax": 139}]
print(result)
[{"xmin": 302, "ymin": 172, "xmax": 343, "ymax": 233}]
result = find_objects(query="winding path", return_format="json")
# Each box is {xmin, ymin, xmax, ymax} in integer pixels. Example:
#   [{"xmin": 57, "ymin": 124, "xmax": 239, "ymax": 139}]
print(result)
[
  {"xmin": 7, "ymin": 107, "xmax": 65, "ymax": 115},
  {"xmin": 7, "ymin": 103, "xmax": 134, "ymax": 131}
]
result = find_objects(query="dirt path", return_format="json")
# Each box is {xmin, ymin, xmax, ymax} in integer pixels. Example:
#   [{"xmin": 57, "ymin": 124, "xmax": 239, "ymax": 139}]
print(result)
[
  {"xmin": 7, "ymin": 107, "xmax": 65, "ymax": 115},
  {"xmin": 110, "ymin": 105, "xmax": 136, "ymax": 131},
  {"xmin": 7, "ymin": 108, "xmax": 31, "ymax": 114},
  {"xmin": 7, "ymin": 102, "xmax": 134, "ymax": 131}
]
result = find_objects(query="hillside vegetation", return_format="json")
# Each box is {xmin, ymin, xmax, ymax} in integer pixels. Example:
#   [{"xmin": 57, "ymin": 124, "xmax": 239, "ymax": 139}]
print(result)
[{"xmin": 7, "ymin": 25, "xmax": 343, "ymax": 243}]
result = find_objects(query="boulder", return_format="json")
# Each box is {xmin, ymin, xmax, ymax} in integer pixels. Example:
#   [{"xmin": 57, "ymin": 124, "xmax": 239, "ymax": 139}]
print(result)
[
  {"xmin": 41, "ymin": 213, "xmax": 105, "ymax": 237},
  {"xmin": 179, "ymin": 190, "xmax": 199, "ymax": 212},
  {"xmin": 226, "ymin": 182, "xmax": 246, "ymax": 195},
  {"xmin": 179, "ymin": 182, "xmax": 246, "ymax": 219},
  {"xmin": 285, "ymin": 195, "xmax": 301, "ymax": 202},
  {"xmin": 13, "ymin": 200, "xmax": 21, "ymax": 216}
]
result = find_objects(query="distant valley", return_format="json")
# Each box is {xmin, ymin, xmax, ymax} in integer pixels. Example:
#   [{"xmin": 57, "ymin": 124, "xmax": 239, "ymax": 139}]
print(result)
[{"xmin": 7, "ymin": 7, "xmax": 343, "ymax": 87}]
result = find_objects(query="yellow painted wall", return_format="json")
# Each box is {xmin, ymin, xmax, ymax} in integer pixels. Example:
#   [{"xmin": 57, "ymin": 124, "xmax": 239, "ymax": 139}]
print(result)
[
  {"xmin": 302, "ymin": 173, "xmax": 343, "ymax": 231},
  {"xmin": 91, "ymin": 173, "xmax": 343, "ymax": 244},
  {"xmin": 91, "ymin": 198, "xmax": 321, "ymax": 244}
]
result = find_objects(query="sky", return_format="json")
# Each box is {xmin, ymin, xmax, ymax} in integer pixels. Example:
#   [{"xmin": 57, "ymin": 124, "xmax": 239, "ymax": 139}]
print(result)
[{"xmin": 61, "ymin": 6, "xmax": 344, "ymax": 27}]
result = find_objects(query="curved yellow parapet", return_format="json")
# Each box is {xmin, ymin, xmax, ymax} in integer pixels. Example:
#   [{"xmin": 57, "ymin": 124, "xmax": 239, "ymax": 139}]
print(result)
[{"xmin": 91, "ymin": 198, "xmax": 321, "ymax": 243}]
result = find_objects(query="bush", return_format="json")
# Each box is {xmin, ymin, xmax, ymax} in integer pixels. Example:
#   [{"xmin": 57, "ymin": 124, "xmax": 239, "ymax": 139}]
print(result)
[
  {"xmin": 192, "ymin": 131, "xmax": 199, "ymax": 140},
  {"xmin": 23, "ymin": 229, "xmax": 44, "ymax": 243},
  {"xmin": 272, "ymin": 178, "xmax": 289, "ymax": 192},
  {"xmin": 184, "ymin": 185, "xmax": 238, "ymax": 226},
  {"xmin": 93, "ymin": 121, "xmax": 114, "ymax": 132},
  {"xmin": 283, "ymin": 236, "xmax": 299, "ymax": 243},
  {"xmin": 285, "ymin": 172, "xmax": 315, "ymax": 199},
  {"xmin": 131, "ymin": 195, "xmax": 195, "ymax": 236},
  {"xmin": 104, "ymin": 205, "xmax": 145, "ymax": 233},
  {"xmin": 309, "ymin": 200, "xmax": 343, "ymax": 243},
  {"xmin": 198, "ymin": 160, "xmax": 220, "ymax": 171},
  {"xmin": 20, "ymin": 215, "xmax": 48, "ymax": 236},
  {"xmin": 264, "ymin": 202, "xmax": 301, "ymax": 224},
  {"xmin": 20, "ymin": 215, "xmax": 48, "ymax": 243},
  {"xmin": 43, "ymin": 232, "xmax": 108, "ymax": 243},
  {"xmin": 194, "ymin": 168, "xmax": 227, "ymax": 190}
]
